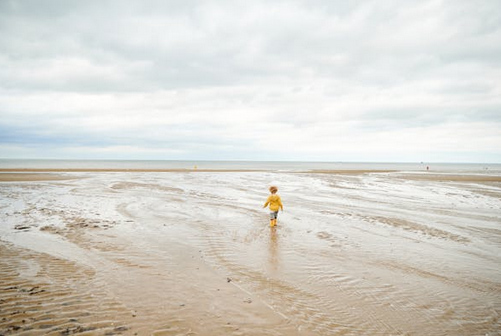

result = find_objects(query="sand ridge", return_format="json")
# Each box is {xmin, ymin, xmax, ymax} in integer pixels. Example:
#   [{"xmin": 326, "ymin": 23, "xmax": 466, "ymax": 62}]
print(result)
[
  {"xmin": 0, "ymin": 242, "xmax": 132, "ymax": 335},
  {"xmin": 0, "ymin": 173, "xmax": 80, "ymax": 182}
]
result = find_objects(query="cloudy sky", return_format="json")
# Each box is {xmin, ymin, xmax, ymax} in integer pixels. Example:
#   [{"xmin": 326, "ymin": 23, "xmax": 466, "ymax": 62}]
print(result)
[{"xmin": 1, "ymin": 0, "xmax": 500, "ymax": 162}]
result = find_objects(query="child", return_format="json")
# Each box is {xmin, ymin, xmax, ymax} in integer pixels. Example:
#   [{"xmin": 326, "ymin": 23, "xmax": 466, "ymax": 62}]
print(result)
[{"xmin": 263, "ymin": 186, "xmax": 284, "ymax": 227}]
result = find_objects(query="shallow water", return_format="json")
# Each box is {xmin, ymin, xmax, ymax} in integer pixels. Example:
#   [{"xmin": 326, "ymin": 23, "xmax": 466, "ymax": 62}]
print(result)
[
  {"xmin": 1, "ymin": 158, "xmax": 501, "ymax": 174},
  {"xmin": 1, "ymin": 171, "xmax": 500, "ymax": 335}
]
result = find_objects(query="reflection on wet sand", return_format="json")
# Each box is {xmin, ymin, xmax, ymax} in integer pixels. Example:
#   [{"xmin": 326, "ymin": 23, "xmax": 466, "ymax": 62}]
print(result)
[{"xmin": 268, "ymin": 226, "xmax": 279, "ymax": 272}]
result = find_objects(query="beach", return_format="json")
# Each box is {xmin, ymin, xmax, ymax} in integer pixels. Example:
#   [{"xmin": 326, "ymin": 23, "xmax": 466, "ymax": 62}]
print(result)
[{"xmin": 1, "ymin": 169, "xmax": 500, "ymax": 335}]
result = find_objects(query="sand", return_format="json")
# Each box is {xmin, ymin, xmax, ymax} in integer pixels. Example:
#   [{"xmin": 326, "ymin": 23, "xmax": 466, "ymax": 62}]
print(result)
[
  {"xmin": 0, "ymin": 173, "xmax": 80, "ymax": 182},
  {"xmin": 1, "ymin": 170, "xmax": 500, "ymax": 335}
]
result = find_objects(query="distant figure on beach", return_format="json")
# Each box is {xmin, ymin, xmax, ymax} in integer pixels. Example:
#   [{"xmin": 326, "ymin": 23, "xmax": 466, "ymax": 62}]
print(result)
[
  {"xmin": 263, "ymin": 186, "xmax": 284, "ymax": 227},
  {"xmin": 426, "ymin": 166, "xmax": 429, "ymax": 171}
]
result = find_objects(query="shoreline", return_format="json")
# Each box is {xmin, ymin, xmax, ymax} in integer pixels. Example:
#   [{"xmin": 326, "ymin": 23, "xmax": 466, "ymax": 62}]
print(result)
[
  {"xmin": 0, "ymin": 168, "xmax": 395, "ymax": 172},
  {"xmin": 1, "ymin": 169, "xmax": 501, "ymax": 183},
  {"xmin": 0, "ymin": 173, "xmax": 82, "ymax": 182},
  {"xmin": 0, "ymin": 168, "xmax": 266, "ymax": 173},
  {"xmin": 2, "ymin": 170, "xmax": 501, "ymax": 184}
]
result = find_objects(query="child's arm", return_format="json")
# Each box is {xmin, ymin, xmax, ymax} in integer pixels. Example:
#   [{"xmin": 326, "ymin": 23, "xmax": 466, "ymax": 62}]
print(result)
[
  {"xmin": 263, "ymin": 196, "xmax": 270, "ymax": 208},
  {"xmin": 278, "ymin": 196, "xmax": 284, "ymax": 211}
]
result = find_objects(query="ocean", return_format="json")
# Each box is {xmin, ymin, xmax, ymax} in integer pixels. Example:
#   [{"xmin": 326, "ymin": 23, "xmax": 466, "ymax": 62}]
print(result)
[{"xmin": 0, "ymin": 159, "xmax": 500, "ymax": 174}]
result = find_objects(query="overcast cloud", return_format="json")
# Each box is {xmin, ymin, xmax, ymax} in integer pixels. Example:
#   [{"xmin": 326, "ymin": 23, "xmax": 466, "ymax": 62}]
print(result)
[{"xmin": 1, "ymin": 0, "xmax": 500, "ymax": 162}]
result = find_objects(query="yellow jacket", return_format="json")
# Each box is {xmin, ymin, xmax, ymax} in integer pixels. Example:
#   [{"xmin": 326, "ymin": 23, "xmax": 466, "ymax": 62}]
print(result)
[{"xmin": 264, "ymin": 194, "xmax": 283, "ymax": 212}]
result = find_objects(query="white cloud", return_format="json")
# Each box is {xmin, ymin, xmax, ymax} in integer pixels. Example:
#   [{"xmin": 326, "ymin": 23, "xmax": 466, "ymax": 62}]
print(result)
[{"xmin": 0, "ymin": 0, "xmax": 500, "ymax": 162}]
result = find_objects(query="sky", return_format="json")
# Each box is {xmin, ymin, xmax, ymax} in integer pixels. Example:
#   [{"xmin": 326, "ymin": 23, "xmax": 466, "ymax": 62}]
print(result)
[{"xmin": 1, "ymin": 0, "xmax": 500, "ymax": 163}]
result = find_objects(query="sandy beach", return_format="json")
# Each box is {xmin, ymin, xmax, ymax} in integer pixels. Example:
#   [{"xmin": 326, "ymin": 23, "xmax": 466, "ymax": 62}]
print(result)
[{"xmin": 1, "ymin": 170, "xmax": 500, "ymax": 335}]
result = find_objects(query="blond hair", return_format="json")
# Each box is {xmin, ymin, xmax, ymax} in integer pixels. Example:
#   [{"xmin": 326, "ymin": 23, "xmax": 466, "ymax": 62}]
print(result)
[{"xmin": 269, "ymin": 185, "xmax": 278, "ymax": 194}]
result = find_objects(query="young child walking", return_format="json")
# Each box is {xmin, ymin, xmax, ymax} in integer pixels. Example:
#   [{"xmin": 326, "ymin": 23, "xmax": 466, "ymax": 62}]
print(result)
[{"xmin": 263, "ymin": 186, "xmax": 284, "ymax": 227}]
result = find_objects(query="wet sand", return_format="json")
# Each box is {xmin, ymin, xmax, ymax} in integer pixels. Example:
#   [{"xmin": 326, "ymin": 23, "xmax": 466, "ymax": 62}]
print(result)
[
  {"xmin": 1, "ymin": 170, "xmax": 500, "ymax": 335},
  {"xmin": 0, "ymin": 169, "xmax": 265, "ymax": 174},
  {"xmin": 0, "ymin": 173, "xmax": 79, "ymax": 182}
]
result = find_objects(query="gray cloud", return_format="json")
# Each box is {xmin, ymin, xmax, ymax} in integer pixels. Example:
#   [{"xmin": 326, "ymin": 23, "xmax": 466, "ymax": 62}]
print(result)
[{"xmin": 1, "ymin": 0, "xmax": 500, "ymax": 161}]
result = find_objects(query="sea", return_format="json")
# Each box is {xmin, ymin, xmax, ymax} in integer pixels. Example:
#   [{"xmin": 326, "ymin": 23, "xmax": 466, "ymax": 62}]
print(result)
[{"xmin": 0, "ymin": 159, "xmax": 500, "ymax": 174}]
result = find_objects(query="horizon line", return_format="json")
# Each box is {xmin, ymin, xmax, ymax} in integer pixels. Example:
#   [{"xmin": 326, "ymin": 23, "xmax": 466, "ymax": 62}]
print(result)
[{"xmin": 1, "ymin": 158, "xmax": 500, "ymax": 165}]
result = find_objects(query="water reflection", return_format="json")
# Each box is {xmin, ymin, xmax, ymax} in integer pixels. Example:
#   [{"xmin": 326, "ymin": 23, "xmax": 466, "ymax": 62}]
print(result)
[{"xmin": 268, "ymin": 227, "xmax": 279, "ymax": 271}]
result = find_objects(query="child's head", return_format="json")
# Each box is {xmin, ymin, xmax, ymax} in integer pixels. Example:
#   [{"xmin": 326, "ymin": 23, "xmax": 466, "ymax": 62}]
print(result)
[{"xmin": 269, "ymin": 186, "xmax": 278, "ymax": 194}]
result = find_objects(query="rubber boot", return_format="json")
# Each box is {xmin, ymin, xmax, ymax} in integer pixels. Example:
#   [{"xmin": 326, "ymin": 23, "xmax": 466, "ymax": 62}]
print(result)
[{"xmin": 270, "ymin": 219, "xmax": 275, "ymax": 227}]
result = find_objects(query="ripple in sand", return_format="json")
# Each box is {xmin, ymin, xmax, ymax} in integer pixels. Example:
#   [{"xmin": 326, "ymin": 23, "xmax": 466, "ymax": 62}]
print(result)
[{"xmin": 0, "ymin": 242, "xmax": 132, "ymax": 335}]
